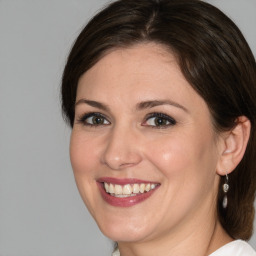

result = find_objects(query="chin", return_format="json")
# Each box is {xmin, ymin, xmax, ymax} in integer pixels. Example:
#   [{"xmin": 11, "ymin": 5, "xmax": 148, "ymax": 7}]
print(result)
[
  {"xmin": 101, "ymin": 227, "xmax": 149, "ymax": 243},
  {"xmin": 96, "ymin": 214, "xmax": 153, "ymax": 243}
]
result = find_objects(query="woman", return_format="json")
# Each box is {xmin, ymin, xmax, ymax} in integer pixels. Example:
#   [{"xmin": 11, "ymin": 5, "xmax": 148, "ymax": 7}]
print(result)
[{"xmin": 61, "ymin": 0, "xmax": 256, "ymax": 255}]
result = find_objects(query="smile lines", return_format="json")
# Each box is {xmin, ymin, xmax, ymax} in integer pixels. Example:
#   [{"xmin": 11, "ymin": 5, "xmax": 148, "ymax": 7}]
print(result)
[{"xmin": 103, "ymin": 183, "xmax": 158, "ymax": 198}]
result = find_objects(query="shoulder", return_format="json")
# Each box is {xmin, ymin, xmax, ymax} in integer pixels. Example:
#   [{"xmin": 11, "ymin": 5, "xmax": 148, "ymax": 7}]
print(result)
[{"xmin": 209, "ymin": 240, "xmax": 256, "ymax": 256}]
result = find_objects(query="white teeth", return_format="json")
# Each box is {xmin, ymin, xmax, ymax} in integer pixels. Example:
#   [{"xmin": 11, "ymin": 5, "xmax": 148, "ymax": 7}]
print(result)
[
  {"xmin": 103, "ymin": 182, "xmax": 158, "ymax": 197},
  {"xmin": 133, "ymin": 184, "xmax": 140, "ymax": 194},
  {"xmin": 145, "ymin": 184, "xmax": 151, "ymax": 192},
  {"xmin": 104, "ymin": 183, "xmax": 109, "ymax": 193},
  {"xmin": 151, "ymin": 184, "xmax": 156, "ymax": 189},
  {"xmin": 139, "ymin": 183, "xmax": 145, "ymax": 193},
  {"xmin": 109, "ymin": 184, "xmax": 115, "ymax": 193},
  {"xmin": 123, "ymin": 184, "xmax": 132, "ymax": 195},
  {"xmin": 115, "ymin": 185, "xmax": 122, "ymax": 195}
]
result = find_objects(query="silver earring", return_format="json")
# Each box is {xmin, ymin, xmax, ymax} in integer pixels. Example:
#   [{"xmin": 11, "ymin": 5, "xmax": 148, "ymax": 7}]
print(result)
[{"xmin": 222, "ymin": 172, "xmax": 229, "ymax": 209}]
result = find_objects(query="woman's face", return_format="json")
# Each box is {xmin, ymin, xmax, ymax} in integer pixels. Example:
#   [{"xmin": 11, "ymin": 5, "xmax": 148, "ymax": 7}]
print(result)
[{"xmin": 70, "ymin": 43, "xmax": 222, "ymax": 243}]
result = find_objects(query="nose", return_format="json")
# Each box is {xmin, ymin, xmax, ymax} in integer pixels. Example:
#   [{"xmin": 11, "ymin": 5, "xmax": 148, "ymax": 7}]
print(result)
[{"xmin": 100, "ymin": 125, "xmax": 142, "ymax": 170}]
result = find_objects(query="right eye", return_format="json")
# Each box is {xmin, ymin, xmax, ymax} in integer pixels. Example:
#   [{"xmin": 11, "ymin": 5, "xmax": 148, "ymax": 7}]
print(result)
[{"xmin": 77, "ymin": 113, "xmax": 110, "ymax": 126}]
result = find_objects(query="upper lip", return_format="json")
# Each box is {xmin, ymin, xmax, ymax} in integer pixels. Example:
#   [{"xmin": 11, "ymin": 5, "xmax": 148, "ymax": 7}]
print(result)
[{"xmin": 97, "ymin": 177, "xmax": 160, "ymax": 185}]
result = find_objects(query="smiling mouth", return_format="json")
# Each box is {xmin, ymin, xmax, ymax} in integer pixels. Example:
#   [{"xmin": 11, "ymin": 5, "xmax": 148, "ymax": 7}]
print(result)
[
  {"xmin": 97, "ymin": 178, "xmax": 160, "ymax": 207},
  {"xmin": 103, "ymin": 182, "xmax": 159, "ymax": 198}
]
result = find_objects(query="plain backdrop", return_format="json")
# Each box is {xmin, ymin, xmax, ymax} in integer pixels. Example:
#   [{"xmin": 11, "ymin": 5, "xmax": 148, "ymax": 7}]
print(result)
[{"xmin": 0, "ymin": 0, "xmax": 255, "ymax": 255}]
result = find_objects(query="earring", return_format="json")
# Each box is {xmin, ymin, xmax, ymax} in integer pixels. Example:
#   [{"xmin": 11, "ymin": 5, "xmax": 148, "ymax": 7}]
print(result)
[{"xmin": 222, "ymin": 172, "xmax": 229, "ymax": 209}]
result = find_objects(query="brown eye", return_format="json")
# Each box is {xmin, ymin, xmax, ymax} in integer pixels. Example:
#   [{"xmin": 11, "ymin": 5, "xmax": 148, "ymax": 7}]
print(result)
[
  {"xmin": 154, "ymin": 117, "xmax": 168, "ymax": 126},
  {"xmin": 92, "ymin": 116, "xmax": 105, "ymax": 125}
]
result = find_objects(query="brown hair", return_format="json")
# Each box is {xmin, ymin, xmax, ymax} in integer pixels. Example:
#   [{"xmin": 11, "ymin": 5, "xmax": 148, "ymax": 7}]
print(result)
[{"xmin": 61, "ymin": 0, "xmax": 256, "ymax": 239}]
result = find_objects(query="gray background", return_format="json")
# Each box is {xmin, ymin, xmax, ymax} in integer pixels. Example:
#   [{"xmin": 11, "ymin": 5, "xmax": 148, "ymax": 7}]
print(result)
[{"xmin": 0, "ymin": 0, "xmax": 255, "ymax": 255}]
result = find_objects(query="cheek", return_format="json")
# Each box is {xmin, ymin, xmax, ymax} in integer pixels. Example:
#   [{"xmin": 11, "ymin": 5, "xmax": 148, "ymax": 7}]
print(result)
[
  {"xmin": 144, "ymin": 135, "xmax": 193, "ymax": 176},
  {"xmin": 69, "ymin": 131, "xmax": 102, "ymax": 215},
  {"xmin": 144, "ymin": 129, "xmax": 218, "ymax": 185},
  {"xmin": 70, "ymin": 131, "xmax": 98, "ymax": 175}
]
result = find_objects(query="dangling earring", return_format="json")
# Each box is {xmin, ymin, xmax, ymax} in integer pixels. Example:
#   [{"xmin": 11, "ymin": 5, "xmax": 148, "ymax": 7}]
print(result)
[{"xmin": 222, "ymin": 172, "xmax": 229, "ymax": 209}]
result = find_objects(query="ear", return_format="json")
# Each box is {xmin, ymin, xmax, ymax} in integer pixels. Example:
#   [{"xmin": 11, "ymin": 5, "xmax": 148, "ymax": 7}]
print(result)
[{"xmin": 216, "ymin": 116, "xmax": 251, "ymax": 176}]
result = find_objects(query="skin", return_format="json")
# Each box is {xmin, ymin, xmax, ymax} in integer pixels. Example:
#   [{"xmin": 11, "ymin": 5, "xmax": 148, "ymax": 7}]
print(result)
[{"xmin": 70, "ymin": 43, "xmax": 250, "ymax": 256}]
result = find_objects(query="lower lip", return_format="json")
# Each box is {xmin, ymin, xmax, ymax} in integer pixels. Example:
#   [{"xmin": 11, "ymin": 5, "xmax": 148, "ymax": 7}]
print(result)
[{"xmin": 97, "ymin": 183, "xmax": 159, "ymax": 207}]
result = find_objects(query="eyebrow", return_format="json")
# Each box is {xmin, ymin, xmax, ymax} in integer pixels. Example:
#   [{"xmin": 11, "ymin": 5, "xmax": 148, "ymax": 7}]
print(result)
[
  {"xmin": 75, "ymin": 98, "xmax": 188, "ymax": 113},
  {"xmin": 136, "ymin": 100, "xmax": 188, "ymax": 112},
  {"xmin": 75, "ymin": 99, "xmax": 110, "ymax": 111}
]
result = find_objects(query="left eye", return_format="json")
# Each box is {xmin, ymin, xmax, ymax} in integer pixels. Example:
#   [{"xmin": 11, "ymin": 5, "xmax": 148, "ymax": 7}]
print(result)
[{"xmin": 143, "ymin": 113, "xmax": 176, "ymax": 127}]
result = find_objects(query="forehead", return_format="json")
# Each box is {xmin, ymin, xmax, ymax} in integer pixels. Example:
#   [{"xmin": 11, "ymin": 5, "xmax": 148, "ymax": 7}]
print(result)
[
  {"xmin": 76, "ymin": 42, "xmax": 203, "ymax": 105},
  {"xmin": 77, "ymin": 43, "xmax": 184, "ymax": 96}
]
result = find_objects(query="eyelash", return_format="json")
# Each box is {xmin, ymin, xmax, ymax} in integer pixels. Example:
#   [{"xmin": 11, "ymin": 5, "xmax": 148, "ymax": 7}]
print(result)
[{"xmin": 76, "ymin": 112, "xmax": 177, "ymax": 128}]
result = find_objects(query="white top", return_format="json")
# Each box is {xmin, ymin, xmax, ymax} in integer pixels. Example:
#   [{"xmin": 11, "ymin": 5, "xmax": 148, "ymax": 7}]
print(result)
[
  {"xmin": 209, "ymin": 240, "xmax": 256, "ymax": 256},
  {"xmin": 112, "ymin": 240, "xmax": 256, "ymax": 256}
]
